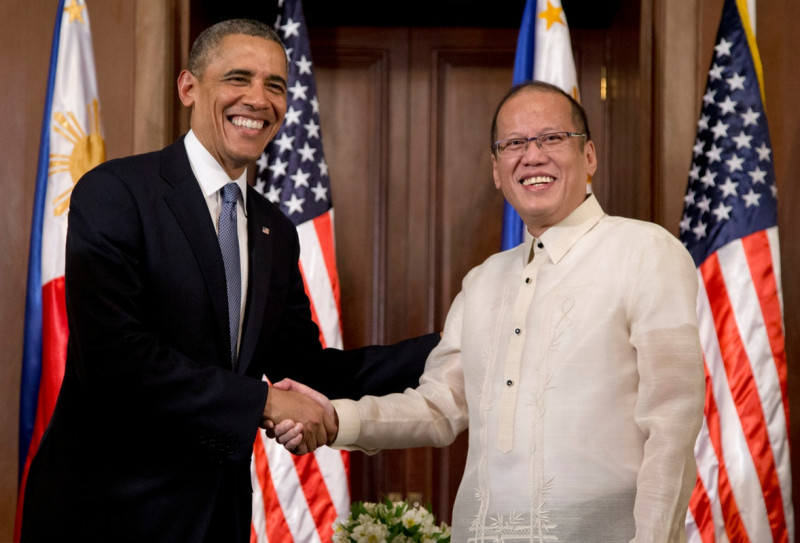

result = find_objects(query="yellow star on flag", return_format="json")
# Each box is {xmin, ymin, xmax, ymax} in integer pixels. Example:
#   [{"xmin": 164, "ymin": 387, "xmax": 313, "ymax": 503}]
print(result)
[
  {"xmin": 538, "ymin": 0, "xmax": 565, "ymax": 30},
  {"xmin": 64, "ymin": 0, "xmax": 86, "ymax": 24}
]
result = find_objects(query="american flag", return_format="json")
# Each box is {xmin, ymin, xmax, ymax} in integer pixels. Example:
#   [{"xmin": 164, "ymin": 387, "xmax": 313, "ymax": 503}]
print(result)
[
  {"xmin": 680, "ymin": 0, "xmax": 793, "ymax": 541},
  {"xmin": 250, "ymin": 0, "xmax": 350, "ymax": 541}
]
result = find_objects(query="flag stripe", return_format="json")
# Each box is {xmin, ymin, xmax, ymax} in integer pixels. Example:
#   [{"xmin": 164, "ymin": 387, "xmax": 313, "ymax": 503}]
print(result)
[
  {"xmin": 16, "ymin": 2, "xmax": 104, "ymax": 540},
  {"xmin": 681, "ymin": 1, "xmax": 791, "ymax": 539},
  {"xmin": 291, "ymin": 454, "xmax": 337, "ymax": 541},
  {"xmin": 251, "ymin": 1, "xmax": 349, "ymax": 540},
  {"xmin": 700, "ymin": 250, "xmax": 786, "ymax": 542}
]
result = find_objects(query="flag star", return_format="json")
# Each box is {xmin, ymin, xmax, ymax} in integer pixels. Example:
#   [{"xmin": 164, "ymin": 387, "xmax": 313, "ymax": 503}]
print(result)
[
  {"xmin": 318, "ymin": 158, "xmax": 329, "ymax": 177},
  {"xmin": 274, "ymin": 133, "xmax": 295, "ymax": 153},
  {"xmin": 697, "ymin": 114, "xmax": 710, "ymax": 131},
  {"xmin": 748, "ymin": 167, "xmax": 767, "ymax": 184},
  {"xmin": 683, "ymin": 189, "xmax": 696, "ymax": 206},
  {"xmin": 696, "ymin": 194, "xmax": 712, "ymax": 213},
  {"xmin": 256, "ymin": 153, "xmax": 269, "ymax": 172},
  {"xmin": 689, "ymin": 164, "xmax": 701, "ymax": 181},
  {"xmin": 741, "ymin": 107, "xmax": 760, "ymax": 127},
  {"xmin": 311, "ymin": 181, "xmax": 329, "ymax": 202},
  {"xmin": 708, "ymin": 63, "xmax": 724, "ymax": 81},
  {"xmin": 310, "ymin": 96, "xmax": 320, "ymax": 114},
  {"xmin": 702, "ymin": 88, "xmax": 717, "ymax": 106},
  {"xmin": 64, "ymin": 0, "xmax": 86, "ymax": 23},
  {"xmin": 700, "ymin": 169, "xmax": 717, "ymax": 189},
  {"xmin": 718, "ymin": 177, "xmax": 738, "ymax": 198},
  {"xmin": 284, "ymin": 106, "xmax": 302, "ymax": 126},
  {"xmin": 706, "ymin": 144, "xmax": 723, "ymax": 163},
  {"xmin": 254, "ymin": 178, "xmax": 266, "ymax": 194},
  {"xmin": 280, "ymin": 17, "xmax": 301, "ymax": 39},
  {"xmin": 725, "ymin": 153, "xmax": 744, "ymax": 173},
  {"xmin": 304, "ymin": 118, "xmax": 320, "ymax": 139},
  {"xmin": 288, "ymin": 80, "xmax": 309, "ymax": 101},
  {"xmin": 711, "ymin": 202, "xmax": 733, "ymax": 222},
  {"xmin": 755, "ymin": 142, "xmax": 772, "ymax": 162},
  {"xmin": 284, "ymin": 46, "xmax": 294, "ymax": 59},
  {"xmin": 297, "ymin": 142, "xmax": 317, "ymax": 162},
  {"xmin": 679, "ymin": 214, "xmax": 692, "ymax": 233},
  {"xmin": 538, "ymin": 0, "xmax": 566, "ymax": 30},
  {"xmin": 731, "ymin": 130, "xmax": 752, "ymax": 149},
  {"xmin": 283, "ymin": 193, "xmax": 305, "ymax": 215},
  {"xmin": 265, "ymin": 184, "xmax": 282, "ymax": 203},
  {"xmin": 692, "ymin": 221, "xmax": 708, "ymax": 240},
  {"xmin": 290, "ymin": 167, "xmax": 311, "ymax": 188},
  {"xmin": 717, "ymin": 96, "xmax": 738, "ymax": 115},
  {"xmin": 268, "ymin": 157, "xmax": 289, "ymax": 178},
  {"xmin": 710, "ymin": 120, "xmax": 729, "ymax": 140},
  {"xmin": 714, "ymin": 37, "xmax": 733, "ymax": 57},
  {"xmin": 726, "ymin": 72, "xmax": 746, "ymax": 91},
  {"xmin": 295, "ymin": 55, "xmax": 313, "ymax": 75},
  {"xmin": 742, "ymin": 188, "xmax": 761, "ymax": 207},
  {"xmin": 693, "ymin": 139, "xmax": 705, "ymax": 157},
  {"xmin": 771, "ymin": 184, "xmax": 778, "ymax": 198}
]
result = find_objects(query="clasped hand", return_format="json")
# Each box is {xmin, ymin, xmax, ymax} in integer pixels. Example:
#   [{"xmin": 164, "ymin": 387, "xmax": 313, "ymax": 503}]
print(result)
[{"xmin": 261, "ymin": 378, "xmax": 336, "ymax": 455}]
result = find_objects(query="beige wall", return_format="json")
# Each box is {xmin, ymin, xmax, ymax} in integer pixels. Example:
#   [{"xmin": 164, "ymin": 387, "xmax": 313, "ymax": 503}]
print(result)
[{"xmin": 1, "ymin": 1, "xmax": 799, "ymax": 540}]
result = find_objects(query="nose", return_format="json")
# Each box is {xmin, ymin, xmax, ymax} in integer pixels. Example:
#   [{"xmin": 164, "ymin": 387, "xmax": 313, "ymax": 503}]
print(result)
[
  {"xmin": 521, "ymin": 139, "xmax": 547, "ymax": 163},
  {"xmin": 243, "ymin": 84, "xmax": 269, "ymax": 110}
]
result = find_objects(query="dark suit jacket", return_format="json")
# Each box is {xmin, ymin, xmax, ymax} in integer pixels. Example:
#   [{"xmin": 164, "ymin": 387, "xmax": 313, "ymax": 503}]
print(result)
[{"xmin": 20, "ymin": 138, "xmax": 438, "ymax": 542}]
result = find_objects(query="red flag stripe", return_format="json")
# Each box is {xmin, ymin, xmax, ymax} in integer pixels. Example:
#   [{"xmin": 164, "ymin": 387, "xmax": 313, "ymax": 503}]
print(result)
[
  {"xmin": 298, "ymin": 216, "xmax": 342, "ymax": 349},
  {"xmin": 291, "ymin": 454, "xmax": 337, "ymax": 541},
  {"xmin": 696, "ymin": 267, "xmax": 761, "ymax": 541},
  {"xmin": 742, "ymin": 230, "xmax": 789, "ymax": 427},
  {"xmin": 311, "ymin": 209, "xmax": 342, "ymax": 318},
  {"xmin": 251, "ymin": 433, "xmax": 293, "ymax": 543},
  {"xmin": 297, "ymin": 260, "xmax": 325, "ymax": 349},
  {"xmin": 700, "ymin": 250, "xmax": 787, "ymax": 542}
]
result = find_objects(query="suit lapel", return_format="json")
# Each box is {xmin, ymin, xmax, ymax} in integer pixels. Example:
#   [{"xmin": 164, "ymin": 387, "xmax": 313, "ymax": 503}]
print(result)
[
  {"xmin": 159, "ymin": 140, "xmax": 231, "ymax": 366},
  {"xmin": 237, "ymin": 187, "xmax": 273, "ymax": 375}
]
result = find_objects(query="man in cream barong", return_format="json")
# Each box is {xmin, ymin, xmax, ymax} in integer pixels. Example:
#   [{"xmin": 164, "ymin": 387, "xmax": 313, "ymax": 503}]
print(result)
[{"xmin": 275, "ymin": 80, "xmax": 705, "ymax": 543}]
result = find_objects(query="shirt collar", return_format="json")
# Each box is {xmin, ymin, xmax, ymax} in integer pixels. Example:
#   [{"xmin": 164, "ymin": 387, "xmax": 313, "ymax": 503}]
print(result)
[
  {"xmin": 183, "ymin": 129, "xmax": 248, "ymax": 208},
  {"xmin": 529, "ymin": 194, "xmax": 605, "ymax": 264}
]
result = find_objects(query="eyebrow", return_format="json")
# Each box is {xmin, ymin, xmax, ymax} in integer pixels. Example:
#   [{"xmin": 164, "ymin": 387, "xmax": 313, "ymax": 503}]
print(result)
[{"xmin": 221, "ymin": 69, "xmax": 287, "ymax": 88}]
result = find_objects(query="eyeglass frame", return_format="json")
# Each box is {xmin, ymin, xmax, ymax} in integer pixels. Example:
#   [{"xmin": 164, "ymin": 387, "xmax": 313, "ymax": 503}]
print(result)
[{"xmin": 492, "ymin": 131, "xmax": 587, "ymax": 157}]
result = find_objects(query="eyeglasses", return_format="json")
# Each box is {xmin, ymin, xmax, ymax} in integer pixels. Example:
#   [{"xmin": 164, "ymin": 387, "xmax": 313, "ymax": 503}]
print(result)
[{"xmin": 492, "ymin": 131, "xmax": 586, "ymax": 157}]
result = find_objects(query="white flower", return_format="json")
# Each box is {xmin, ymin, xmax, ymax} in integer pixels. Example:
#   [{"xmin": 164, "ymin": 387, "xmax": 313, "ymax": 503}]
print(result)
[{"xmin": 332, "ymin": 498, "xmax": 450, "ymax": 543}]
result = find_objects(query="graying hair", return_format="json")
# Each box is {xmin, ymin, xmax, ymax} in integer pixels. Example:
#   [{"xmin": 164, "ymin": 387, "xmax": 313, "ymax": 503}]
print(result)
[{"xmin": 188, "ymin": 18, "xmax": 286, "ymax": 77}]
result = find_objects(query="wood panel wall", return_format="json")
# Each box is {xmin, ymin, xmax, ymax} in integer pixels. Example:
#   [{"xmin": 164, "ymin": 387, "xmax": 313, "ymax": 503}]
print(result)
[{"xmin": 2, "ymin": 0, "xmax": 799, "ymax": 538}]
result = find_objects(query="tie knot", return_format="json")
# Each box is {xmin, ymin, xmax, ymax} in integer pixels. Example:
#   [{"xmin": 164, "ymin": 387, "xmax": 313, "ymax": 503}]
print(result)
[{"xmin": 222, "ymin": 182, "xmax": 240, "ymax": 204}]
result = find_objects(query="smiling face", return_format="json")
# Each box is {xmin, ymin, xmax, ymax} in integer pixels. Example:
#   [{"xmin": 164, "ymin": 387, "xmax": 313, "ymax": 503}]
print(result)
[
  {"xmin": 491, "ymin": 87, "xmax": 597, "ymax": 238},
  {"xmin": 177, "ymin": 33, "xmax": 288, "ymax": 179}
]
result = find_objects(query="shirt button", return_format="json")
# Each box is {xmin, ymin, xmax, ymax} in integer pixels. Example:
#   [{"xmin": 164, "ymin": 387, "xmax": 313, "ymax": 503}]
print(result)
[
  {"xmin": 525, "ymin": 277, "xmax": 531, "ymax": 284},
  {"xmin": 537, "ymin": 242, "xmax": 544, "ymax": 248},
  {"xmin": 514, "ymin": 328, "xmax": 521, "ymax": 335},
  {"xmin": 506, "ymin": 380, "xmax": 514, "ymax": 387}
]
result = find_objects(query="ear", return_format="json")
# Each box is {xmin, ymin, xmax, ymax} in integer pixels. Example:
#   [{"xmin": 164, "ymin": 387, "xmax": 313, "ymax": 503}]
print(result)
[
  {"xmin": 177, "ymin": 70, "xmax": 197, "ymax": 108},
  {"xmin": 491, "ymin": 154, "xmax": 502, "ymax": 190},
  {"xmin": 584, "ymin": 140, "xmax": 598, "ymax": 177}
]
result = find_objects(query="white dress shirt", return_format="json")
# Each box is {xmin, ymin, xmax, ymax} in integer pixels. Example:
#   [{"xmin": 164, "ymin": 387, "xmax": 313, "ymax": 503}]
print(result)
[
  {"xmin": 184, "ymin": 130, "xmax": 249, "ymax": 355},
  {"xmin": 333, "ymin": 195, "xmax": 705, "ymax": 542}
]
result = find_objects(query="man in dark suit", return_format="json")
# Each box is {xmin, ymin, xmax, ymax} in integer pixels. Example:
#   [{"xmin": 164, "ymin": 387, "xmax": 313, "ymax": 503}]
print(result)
[{"xmin": 20, "ymin": 18, "xmax": 437, "ymax": 542}]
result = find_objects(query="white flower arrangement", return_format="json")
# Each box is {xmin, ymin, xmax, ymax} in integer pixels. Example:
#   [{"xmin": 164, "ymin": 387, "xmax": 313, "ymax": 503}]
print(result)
[{"xmin": 332, "ymin": 497, "xmax": 451, "ymax": 543}]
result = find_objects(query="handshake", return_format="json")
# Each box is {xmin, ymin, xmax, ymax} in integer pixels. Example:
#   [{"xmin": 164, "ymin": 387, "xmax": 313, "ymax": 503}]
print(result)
[{"xmin": 260, "ymin": 379, "xmax": 336, "ymax": 455}]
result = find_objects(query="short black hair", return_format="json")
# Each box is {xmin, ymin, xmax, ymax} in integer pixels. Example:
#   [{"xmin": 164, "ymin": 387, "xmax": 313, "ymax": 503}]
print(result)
[
  {"xmin": 490, "ymin": 80, "xmax": 591, "ymax": 151},
  {"xmin": 188, "ymin": 18, "xmax": 286, "ymax": 77}
]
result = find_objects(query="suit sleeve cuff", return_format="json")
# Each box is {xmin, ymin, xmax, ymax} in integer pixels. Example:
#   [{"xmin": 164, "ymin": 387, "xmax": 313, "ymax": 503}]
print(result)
[{"xmin": 331, "ymin": 399, "xmax": 361, "ymax": 446}]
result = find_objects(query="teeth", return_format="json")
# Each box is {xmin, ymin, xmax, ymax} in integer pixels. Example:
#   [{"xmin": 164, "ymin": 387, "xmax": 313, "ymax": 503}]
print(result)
[
  {"xmin": 231, "ymin": 117, "xmax": 264, "ymax": 129},
  {"xmin": 521, "ymin": 176, "xmax": 554, "ymax": 186}
]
